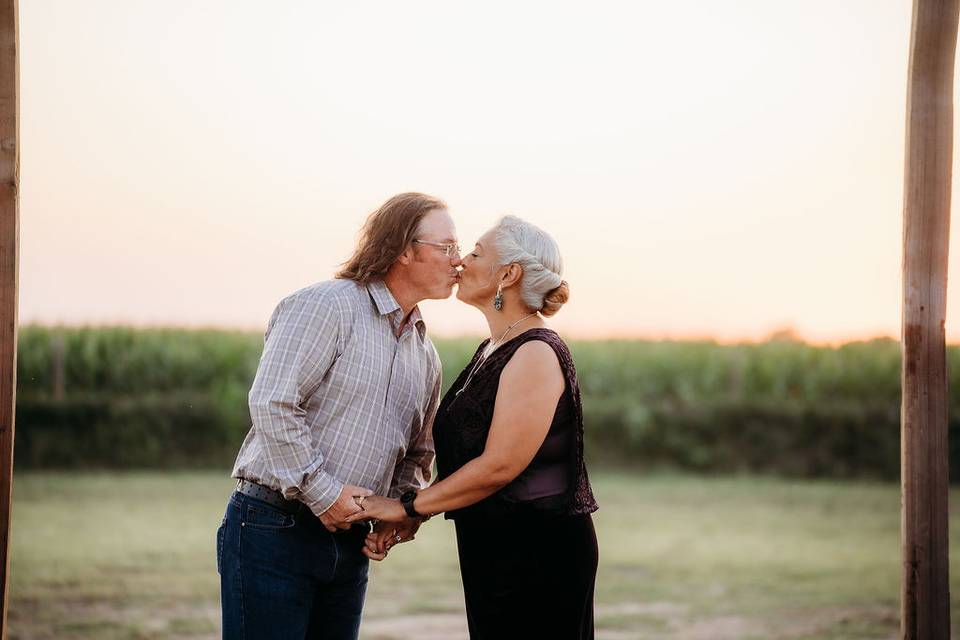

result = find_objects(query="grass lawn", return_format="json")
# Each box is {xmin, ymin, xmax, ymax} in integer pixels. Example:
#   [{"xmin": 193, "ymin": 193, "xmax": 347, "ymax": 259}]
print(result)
[{"xmin": 8, "ymin": 471, "xmax": 960, "ymax": 639}]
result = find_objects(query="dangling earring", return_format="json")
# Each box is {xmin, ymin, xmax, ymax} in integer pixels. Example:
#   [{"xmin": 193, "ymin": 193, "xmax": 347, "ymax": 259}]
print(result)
[{"xmin": 494, "ymin": 284, "xmax": 503, "ymax": 311}]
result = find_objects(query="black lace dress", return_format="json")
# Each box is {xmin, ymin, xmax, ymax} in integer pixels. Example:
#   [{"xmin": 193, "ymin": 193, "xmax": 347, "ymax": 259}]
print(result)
[{"xmin": 433, "ymin": 328, "xmax": 599, "ymax": 640}]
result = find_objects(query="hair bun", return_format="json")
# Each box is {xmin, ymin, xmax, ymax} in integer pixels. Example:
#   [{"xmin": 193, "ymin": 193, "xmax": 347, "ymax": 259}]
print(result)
[{"xmin": 540, "ymin": 280, "xmax": 569, "ymax": 317}]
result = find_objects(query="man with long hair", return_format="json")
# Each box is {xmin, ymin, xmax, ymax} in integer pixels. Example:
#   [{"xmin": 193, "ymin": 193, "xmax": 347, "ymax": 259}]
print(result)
[{"xmin": 217, "ymin": 193, "xmax": 461, "ymax": 639}]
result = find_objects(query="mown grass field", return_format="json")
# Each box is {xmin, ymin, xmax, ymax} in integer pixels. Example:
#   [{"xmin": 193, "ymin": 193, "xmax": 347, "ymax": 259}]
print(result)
[{"xmin": 9, "ymin": 471, "xmax": 960, "ymax": 640}]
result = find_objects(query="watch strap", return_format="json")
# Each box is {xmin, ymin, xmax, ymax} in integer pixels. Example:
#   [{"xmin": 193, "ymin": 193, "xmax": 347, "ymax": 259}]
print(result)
[{"xmin": 400, "ymin": 490, "xmax": 420, "ymax": 518}]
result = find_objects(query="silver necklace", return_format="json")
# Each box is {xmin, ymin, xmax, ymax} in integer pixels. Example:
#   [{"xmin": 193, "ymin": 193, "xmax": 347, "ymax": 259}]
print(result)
[{"xmin": 455, "ymin": 312, "xmax": 538, "ymax": 397}]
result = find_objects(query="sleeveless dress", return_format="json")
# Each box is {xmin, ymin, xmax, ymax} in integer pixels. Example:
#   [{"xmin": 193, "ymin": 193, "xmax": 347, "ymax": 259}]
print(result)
[{"xmin": 433, "ymin": 328, "xmax": 599, "ymax": 640}]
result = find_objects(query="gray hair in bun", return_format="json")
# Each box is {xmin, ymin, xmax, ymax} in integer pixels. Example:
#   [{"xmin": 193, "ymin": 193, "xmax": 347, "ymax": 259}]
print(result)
[{"xmin": 491, "ymin": 215, "xmax": 569, "ymax": 316}]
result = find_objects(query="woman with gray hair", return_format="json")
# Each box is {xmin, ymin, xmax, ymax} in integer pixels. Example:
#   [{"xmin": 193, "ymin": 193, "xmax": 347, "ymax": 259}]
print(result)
[{"xmin": 349, "ymin": 215, "xmax": 599, "ymax": 639}]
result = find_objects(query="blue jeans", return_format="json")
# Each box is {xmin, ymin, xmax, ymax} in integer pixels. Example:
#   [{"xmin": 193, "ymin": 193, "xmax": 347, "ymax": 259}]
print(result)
[{"xmin": 217, "ymin": 491, "xmax": 370, "ymax": 640}]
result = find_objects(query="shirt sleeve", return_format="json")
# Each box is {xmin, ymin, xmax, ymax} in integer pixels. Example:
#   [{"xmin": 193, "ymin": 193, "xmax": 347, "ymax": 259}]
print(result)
[
  {"xmin": 247, "ymin": 292, "xmax": 345, "ymax": 517},
  {"xmin": 388, "ymin": 367, "xmax": 441, "ymax": 498}
]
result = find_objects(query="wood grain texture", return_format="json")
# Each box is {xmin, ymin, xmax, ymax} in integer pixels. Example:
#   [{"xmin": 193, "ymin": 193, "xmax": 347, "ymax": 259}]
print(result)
[
  {"xmin": 0, "ymin": 1, "xmax": 15, "ymax": 637},
  {"xmin": 901, "ymin": 1, "xmax": 958, "ymax": 638}
]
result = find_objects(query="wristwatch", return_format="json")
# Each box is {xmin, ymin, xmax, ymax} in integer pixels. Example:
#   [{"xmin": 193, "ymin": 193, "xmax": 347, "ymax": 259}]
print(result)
[{"xmin": 399, "ymin": 490, "xmax": 421, "ymax": 518}]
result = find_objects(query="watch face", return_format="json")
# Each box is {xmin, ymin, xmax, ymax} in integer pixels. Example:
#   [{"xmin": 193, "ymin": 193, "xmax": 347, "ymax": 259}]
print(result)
[{"xmin": 400, "ymin": 490, "xmax": 416, "ymax": 504}]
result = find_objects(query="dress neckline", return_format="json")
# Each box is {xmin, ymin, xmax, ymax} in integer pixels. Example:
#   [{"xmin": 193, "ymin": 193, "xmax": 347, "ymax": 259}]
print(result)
[{"xmin": 476, "ymin": 327, "xmax": 558, "ymax": 362}]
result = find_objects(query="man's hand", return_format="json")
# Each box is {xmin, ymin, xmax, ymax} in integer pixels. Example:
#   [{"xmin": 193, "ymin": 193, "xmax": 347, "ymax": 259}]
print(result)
[
  {"xmin": 362, "ymin": 518, "xmax": 423, "ymax": 561},
  {"xmin": 318, "ymin": 484, "xmax": 373, "ymax": 533}
]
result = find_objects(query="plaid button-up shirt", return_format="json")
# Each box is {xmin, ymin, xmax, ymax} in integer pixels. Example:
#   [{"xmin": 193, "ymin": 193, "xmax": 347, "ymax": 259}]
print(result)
[{"xmin": 231, "ymin": 278, "xmax": 441, "ymax": 517}]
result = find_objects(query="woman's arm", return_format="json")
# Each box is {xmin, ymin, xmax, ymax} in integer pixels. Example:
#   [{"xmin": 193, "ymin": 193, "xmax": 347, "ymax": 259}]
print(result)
[{"xmin": 348, "ymin": 339, "xmax": 565, "ymax": 524}]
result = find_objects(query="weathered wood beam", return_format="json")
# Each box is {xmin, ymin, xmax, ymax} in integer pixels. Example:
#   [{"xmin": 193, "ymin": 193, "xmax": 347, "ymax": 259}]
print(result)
[
  {"xmin": 901, "ymin": 1, "xmax": 958, "ymax": 638},
  {"xmin": 0, "ymin": 0, "xmax": 16, "ymax": 637}
]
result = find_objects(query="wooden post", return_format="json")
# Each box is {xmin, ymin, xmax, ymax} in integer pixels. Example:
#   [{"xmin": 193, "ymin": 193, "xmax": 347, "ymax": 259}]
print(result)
[
  {"xmin": 901, "ymin": 1, "xmax": 958, "ymax": 638},
  {"xmin": 0, "ymin": 1, "xmax": 15, "ymax": 637}
]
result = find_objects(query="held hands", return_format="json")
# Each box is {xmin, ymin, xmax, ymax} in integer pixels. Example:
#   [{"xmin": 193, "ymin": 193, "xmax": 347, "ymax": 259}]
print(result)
[
  {"xmin": 345, "ymin": 495, "xmax": 407, "ymax": 524},
  {"xmin": 317, "ymin": 484, "xmax": 373, "ymax": 533},
  {"xmin": 362, "ymin": 518, "xmax": 423, "ymax": 561}
]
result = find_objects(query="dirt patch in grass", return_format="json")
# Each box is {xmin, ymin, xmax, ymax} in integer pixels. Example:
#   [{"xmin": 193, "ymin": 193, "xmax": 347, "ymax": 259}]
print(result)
[
  {"xmin": 10, "ymin": 599, "xmax": 219, "ymax": 640},
  {"xmin": 10, "ymin": 598, "xmax": 901, "ymax": 640},
  {"xmin": 774, "ymin": 604, "xmax": 899, "ymax": 640}
]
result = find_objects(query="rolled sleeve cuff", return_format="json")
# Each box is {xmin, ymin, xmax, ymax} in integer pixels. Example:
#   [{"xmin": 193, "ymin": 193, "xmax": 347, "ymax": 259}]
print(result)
[{"xmin": 300, "ymin": 470, "xmax": 344, "ymax": 518}]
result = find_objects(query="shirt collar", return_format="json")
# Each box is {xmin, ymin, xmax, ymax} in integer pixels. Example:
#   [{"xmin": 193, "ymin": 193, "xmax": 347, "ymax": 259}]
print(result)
[
  {"xmin": 366, "ymin": 279, "xmax": 427, "ymax": 339},
  {"xmin": 367, "ymin": 279, "xmax": 401, "ymax": 316},
  {"xmin": 407, "ymin": 305, "xmax": 427, "ymax": 338}
]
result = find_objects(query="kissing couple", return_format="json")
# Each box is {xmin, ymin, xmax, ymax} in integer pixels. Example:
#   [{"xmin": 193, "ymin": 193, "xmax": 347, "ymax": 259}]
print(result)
[{"xmin": 217, "ymin": 193, "xmax": 599, "ymax": 640}]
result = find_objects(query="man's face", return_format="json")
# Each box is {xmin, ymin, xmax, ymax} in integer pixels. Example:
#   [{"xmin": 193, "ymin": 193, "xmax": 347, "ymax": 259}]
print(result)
[{"xmin": 408, "ymin": 208, "xmax": 461, "ymax": 301}]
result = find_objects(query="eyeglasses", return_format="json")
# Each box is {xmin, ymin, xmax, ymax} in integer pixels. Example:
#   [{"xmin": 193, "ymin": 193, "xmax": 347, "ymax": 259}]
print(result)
[{"xmin": 412, "ymin": 239, "xmax": 461, "ymax": 258}]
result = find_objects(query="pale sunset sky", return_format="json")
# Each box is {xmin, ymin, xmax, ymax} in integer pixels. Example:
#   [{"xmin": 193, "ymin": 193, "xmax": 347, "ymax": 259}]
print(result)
[{"xmin": 17, "ymin": 1, "xmax": 960, "ymax": 342}]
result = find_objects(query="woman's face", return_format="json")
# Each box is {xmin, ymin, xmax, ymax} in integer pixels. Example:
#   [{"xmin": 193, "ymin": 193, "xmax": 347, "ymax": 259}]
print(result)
[{"xmin": 456, "ymin": 229, "xmax": 502, "ymax": 307}]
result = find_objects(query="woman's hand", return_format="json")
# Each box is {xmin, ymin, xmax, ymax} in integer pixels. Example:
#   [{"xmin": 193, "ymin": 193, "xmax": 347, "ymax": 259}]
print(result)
[
  {"xmin": 348, "ymin": 495, "xmax": 406, "ymax": 524},
  {"xmin": 362, "ymin": 518, "xmax": 422, "ymax": 560}
]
